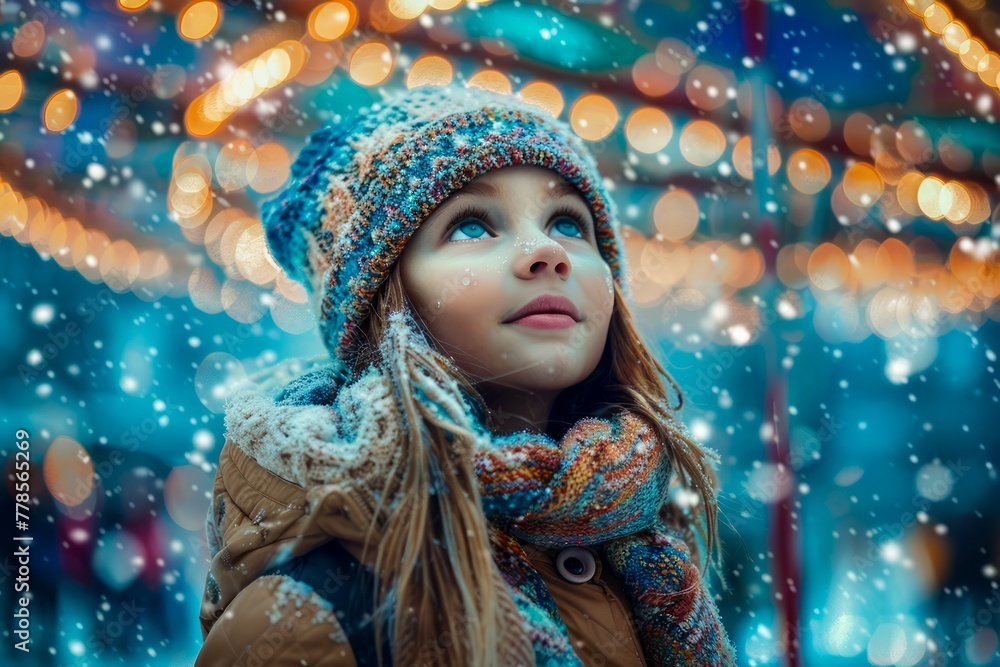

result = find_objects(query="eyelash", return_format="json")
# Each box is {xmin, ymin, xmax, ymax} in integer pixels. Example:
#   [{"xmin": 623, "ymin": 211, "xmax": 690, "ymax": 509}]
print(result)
[{"xmin": 443, "ymin": 205, "xmax": 592, "ymax": 242}]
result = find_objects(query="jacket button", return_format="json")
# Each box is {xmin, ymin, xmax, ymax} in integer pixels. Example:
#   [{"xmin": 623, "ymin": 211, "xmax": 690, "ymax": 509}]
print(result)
[{"xmin": 555, "ymin": 547, "xmax": 596, "ymax": 584}]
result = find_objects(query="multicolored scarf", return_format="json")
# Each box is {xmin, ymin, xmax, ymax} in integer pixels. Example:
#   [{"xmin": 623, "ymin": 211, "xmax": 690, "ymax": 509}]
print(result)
[
  {"xmin": 475, "ymin": 415, "xmax": 737, "ymax": 667},
  {"xmin": 226, "ymin": 311, "xmax": 737, "ymax": 666}
]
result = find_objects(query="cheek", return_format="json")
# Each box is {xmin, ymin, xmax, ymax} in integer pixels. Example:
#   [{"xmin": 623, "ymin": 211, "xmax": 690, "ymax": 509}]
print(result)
[
  {"xmin": 401, "ymin": 255, "xmax": 449, "ymax": 317},
  {"xmin": 424, "ymin": 292, "xmax": 507, "ymax": 380},
  {"xmin": 403, "ymin": 274, "xmax": 439, "ymax": 320},
  {"xmin": 571, "ymin": 262, "xmax": 614, "ymax": 367},
  {"xmin": 578, "ymin": 258, "xmax": 616, "ymax": 321},
  {"xmin": 412, "ymin": 268, "xmax": 502, "ymax": 349}
]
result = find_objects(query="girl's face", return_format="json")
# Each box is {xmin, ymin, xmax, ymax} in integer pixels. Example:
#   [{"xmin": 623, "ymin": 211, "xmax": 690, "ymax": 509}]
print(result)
[{"xmin": 399, "ymin": 165, "xmax": 614, "ymax": 395}]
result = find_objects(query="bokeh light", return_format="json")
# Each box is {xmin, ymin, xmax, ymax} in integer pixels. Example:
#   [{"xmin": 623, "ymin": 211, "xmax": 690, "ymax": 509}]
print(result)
[
  {"xmin": 653, "ymin": 189, "xmax": 700, "ymax": 242},
  {"xmin": 467, "ymin": 69, "xmax": 512, "ymax": 95},
  {"xmin": 406, "ymin": 55, "xmax": 453, "ymax": 89},
  {"xmin": 685, "ymin": 64, "xmax": 730, "ymax": 110},
  {"xmin": 194, "ymin": 352, "xmax": 248, "ymax": 413},
  {"xmin": 43, "ymin": 436, "xmax": 94, "ymax": 507},
  {"xmin": 235, "ymin": 223, "xmax": 281, "ymax": 285},
  {"xmin": 0, "ymin": 71, "xmax": 24, "ymax": 112},
  {"xmin": 678, "ymin": 120, "xmax": 725, "ymax": 167},
  {"xmin": 178, "ymin": 1, "xmax": 222, "ymax": 41},
  {"xmin": 732, "ymin": 136, "xmax": 781, "ymax": 180},
  {"xmin": 308, "ymin": 1, "xmax": 357, "ymax": 41},
  {"xmin": 569, "ymin": 94, "xmax": 618, "ymax": 141},
  {"xmin": 808, "ymin": 242, "xmax": 851, "ymax": 290},
  {"xmin": 655, "ymin": 38, "xmax": 696, "ymax": 76},
  {"xmin": 42, "ymin": 89, "xmax": 79, "ymax": 132},
  {"xmin": 215, "ymin": 139, "xmax": 253, "ymax": 191},
  {"xmin": 917, "ymin": 176, "xmax": 945, "ymax": 219},
  {"xmin": 350, "ymin": 41, "xmax": 394, "ymax": 86},
  {"xmin": 165, "ymin": 466, "xmax": 213, "ymax": 531},
  {"xmin": 186, "ymin": 40, "xmax": 306, "ymax": 136},
  {"xmin": 844, "ymin": 112, "xmax": 875, "ymax": 155},
  {"xmin": 632, "ymin": 53, "xmax": 680, "ymax": 97},
  {"xmin": 518, "ymin": 81, "xmax": 564, "ymax": 116},
  {"xmin": 246, "ymin": 142, "xmax": 291, "ymax": 194},
  {"xmin": 923, "ymin": 4, "xmax": 952, "ymax": 34},
  {"xmin": 788, "ymin": 97, "xmax": 831, "ymax": 142},
  {"xmin": 977, "ymin": 54, "xmax": 1000, "ymax": 88},
  {"xmin": 625, "ymin": 108, "xmax": 673, "ymax": 154},
  {"xmin": 843, "ymin": 162, "xmax": 884, "ymax": 207},
  {"xmin": 12, "ymin": 20, "xmax": 46, "ymax": 58},
  {"xmin": 387, "ymin": 0, "xmax": 428, "ymax": 20}
]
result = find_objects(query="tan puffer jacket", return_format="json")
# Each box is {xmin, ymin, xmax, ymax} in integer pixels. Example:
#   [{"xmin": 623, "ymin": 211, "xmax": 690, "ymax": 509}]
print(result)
[{"xmin": 196, "ymin": 438, "xmax": 652, "ymax": 667}]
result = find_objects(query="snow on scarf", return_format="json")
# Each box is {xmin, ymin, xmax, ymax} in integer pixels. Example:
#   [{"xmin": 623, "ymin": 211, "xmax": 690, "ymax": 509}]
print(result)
[{"xmin": 223, "ymin": 310, "xmax": 737, "ymax": 666}]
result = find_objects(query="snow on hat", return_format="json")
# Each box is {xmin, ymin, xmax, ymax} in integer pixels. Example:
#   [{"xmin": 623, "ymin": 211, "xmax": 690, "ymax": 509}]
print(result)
[{"xmin": 261, "ymin": 83, "xmax": 628, "ymax": 363}]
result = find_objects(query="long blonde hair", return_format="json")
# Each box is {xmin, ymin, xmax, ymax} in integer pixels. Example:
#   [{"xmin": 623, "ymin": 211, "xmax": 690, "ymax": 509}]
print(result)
[{"xmin": 351, "ymin": 263, "xmax": 725, "ymax": 666}]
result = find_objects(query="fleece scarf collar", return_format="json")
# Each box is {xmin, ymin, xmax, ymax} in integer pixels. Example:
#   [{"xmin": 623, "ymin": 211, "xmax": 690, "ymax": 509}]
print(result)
[{"xmin": 223, "ymin": 311, "xmax": 736, "ymax": 666}]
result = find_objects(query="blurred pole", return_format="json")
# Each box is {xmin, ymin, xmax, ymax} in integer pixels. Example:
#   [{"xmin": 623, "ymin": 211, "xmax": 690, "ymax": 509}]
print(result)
[{"xmin": 741, "ymin": 1, "xmax": 802, "ymax": 665}]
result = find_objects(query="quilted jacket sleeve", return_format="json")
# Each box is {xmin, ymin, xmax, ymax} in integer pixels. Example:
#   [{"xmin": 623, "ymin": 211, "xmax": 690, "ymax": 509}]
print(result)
[
  {"xmin": 196, "ymin": 573, "xmax": 358, "ymax": 667},
  {"xmin": 196, "ymin": 440, "xmax": 368, "ymax": 667}
]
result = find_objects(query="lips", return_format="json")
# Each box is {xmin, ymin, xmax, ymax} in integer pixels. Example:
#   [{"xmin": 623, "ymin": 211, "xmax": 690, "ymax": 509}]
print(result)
[{"xmin": 503, "ymin": 294, "xmax": 581, "ymax": 324}]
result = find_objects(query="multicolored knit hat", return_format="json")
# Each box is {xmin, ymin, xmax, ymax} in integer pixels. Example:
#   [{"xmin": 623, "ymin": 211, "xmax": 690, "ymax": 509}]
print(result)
[{"xmin": 261, "ymin": 84, "xmax": 628, "ymax": 363}]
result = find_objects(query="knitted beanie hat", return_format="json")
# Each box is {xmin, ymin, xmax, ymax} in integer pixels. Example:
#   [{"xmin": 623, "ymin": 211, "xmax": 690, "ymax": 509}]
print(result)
[{"xmin": 262, "ymin": 84, "xmax": 629, "ymax": 363}]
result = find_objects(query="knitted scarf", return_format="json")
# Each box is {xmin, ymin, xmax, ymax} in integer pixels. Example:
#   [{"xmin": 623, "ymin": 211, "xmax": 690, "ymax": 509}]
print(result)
[{"xmin": 225, "ymin": 311, "xmax": 737, "ymax": 666}]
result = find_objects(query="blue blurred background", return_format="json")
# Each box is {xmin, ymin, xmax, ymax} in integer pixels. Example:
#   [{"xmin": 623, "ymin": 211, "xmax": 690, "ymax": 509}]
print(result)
[{"xmin": 1, "ymin": 0, "xmax": 998, "ymax": 665}]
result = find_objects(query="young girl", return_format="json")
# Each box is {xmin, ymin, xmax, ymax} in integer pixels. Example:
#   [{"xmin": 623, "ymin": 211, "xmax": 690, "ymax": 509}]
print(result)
[{"xmin": 196, "ymin": 84, "xmax": 738, "ymax": 667}]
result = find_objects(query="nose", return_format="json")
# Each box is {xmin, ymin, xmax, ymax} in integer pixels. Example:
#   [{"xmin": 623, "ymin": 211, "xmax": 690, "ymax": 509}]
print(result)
[{"xmin": 513, "ymin": 234, "xmax": 572, "ymax": 280}]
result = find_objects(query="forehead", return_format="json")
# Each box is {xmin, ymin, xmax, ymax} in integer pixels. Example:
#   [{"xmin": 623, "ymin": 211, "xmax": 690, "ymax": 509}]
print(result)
[{"xmin": 451, "ymin": 167, "xmax": 584, "ymax": 202}]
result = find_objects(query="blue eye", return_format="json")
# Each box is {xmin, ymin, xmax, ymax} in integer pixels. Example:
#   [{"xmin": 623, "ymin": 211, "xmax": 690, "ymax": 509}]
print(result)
[
  {"xmin": 441, "ymin": 206, "xmax": 591, "ymax": 243},
  {"xmin": 448, "ymin": 218, "xmax": 490, "ymax": 242},
  {"xmin": 553, "ymin": 216, "xmax": 585, "ymax": 239}
]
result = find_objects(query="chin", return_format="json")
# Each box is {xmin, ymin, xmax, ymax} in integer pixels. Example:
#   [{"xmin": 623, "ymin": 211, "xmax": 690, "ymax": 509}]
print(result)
[{"xmin": 497, "ymin": 363, "xmax": 593, "ymax": 394}]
